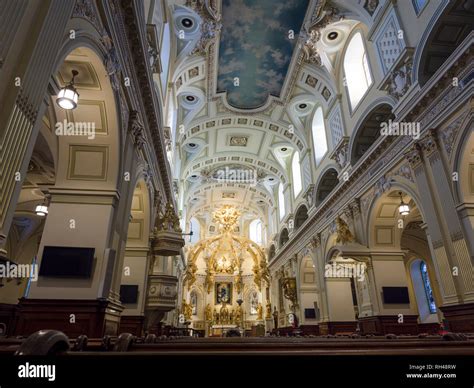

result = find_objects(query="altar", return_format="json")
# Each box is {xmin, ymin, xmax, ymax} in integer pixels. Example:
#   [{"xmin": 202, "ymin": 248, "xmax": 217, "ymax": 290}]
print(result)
[{"xmin": 210, "ymin": 324, "xmax": 242, "ymax": 337}]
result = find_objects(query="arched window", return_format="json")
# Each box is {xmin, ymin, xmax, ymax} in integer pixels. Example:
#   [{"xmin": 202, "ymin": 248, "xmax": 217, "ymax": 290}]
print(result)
[
  {"xmin": 292, "ymin": 152, "xmax": 302, "ymax": 198},
  {"xmin": 250, "ymin": 290, "xmax": 259, "ymax": 315},
  {"xmin": 249, "ymin": 219, "xmax": 263, "ymax": 245},
  {"xmin": 160, "ymin": 23, "xmax": 171, "ymax": 91},
  {"xmin": 420, "ymin": 262, "xmax": 437, "ymax": 314},
  {"xmin": 278, "ymin": 183, "xmax": 286, "ymax": 220},
  {"xmin": 189, "ymin": 217, "xmax": 200, "ymax": 244},
  {"xmin": 312, "ymin": 107, "xmax": 328, "ymax": 165},
  {"xmin": 343, "ymin": 32, "xmax": 372, "ymax": 110}
]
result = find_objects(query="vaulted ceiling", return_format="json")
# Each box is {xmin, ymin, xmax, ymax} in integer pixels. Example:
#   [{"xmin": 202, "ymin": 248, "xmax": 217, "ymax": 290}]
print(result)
[
  {"xmin": 217, "ymin": 0, "xmax": 308, "ymax": 108},
  {"xmin": 169, "ymin": 0, "xmax": 373, "ymax": 238}
]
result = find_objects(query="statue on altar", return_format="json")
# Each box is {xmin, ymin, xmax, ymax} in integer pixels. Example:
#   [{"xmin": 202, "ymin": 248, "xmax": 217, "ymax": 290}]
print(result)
[
  {"xmin": 220, "ymin": 302, "xmax": 230, "ymax": 324},
  {"xmin": 205, "ymin": 303, "xmax": 213, "ymax": 321},
  {"xmin": 265, "ymin": 300, "xmax": 272, "ymax": 319},
  {"xmin": 213, "ymin": 308, "xmax": 219, "ymax": 324},
  {"xmin": 273, "ymin": 307, "xmax": 278, "ymax": 329},
  {"xmin": 234, "ymin": 304, "xmax": 243, "ymax": 325},
  {"xmin": 257, "ymin": 302, "xmax": 263, "ymax": 320},
  {"xmin": 182, "ymin": 299, "xmax": 193, "ymax": 321}
]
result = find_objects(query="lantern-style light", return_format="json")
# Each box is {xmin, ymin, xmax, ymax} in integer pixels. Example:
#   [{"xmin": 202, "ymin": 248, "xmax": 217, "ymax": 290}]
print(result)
[
  {"xmin": 56, "ymin": 70, "xmax": 79, "ymax": 110},
  {"xmin": 398, "ymin": 191, "xmax": 410, "ymax": 216},
  {"xmin": 35, "ymin": 195, "xmax": 49, "ymax": 217},
  {"xmin": 35, "ymin": 204, "xmax": 48, "ymax": 217}
]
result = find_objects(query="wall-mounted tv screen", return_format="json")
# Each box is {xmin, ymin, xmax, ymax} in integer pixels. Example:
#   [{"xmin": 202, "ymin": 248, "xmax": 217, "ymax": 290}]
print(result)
[
  {"xmin": 120, "ymin": 285, "xmax": 139, "ymax": 304},
  {"xmin": 39, "ymin": 246, "xmax": 95, "ymax": 278},
  {"xmin": 304, "ymin": 308, "xmax": 316, "ymax": 319},
  {"xmin": 382, "ymin": 287, "xmax": 410, "ymax": 304}
]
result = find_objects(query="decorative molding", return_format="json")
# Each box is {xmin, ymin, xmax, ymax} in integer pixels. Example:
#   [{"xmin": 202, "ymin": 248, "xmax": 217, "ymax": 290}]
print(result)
[
  {"xmin": 363, "ymin": 0, "xmax": 379, "ymax": 16},
  {"xmin": 301, "ymin": 2, "xmax": 342, "ymax": 65},
  {"xmin": 303, "ymin": 184, "xmax": 315, "ymax": 208},
  {"xmin": 404, "ymin": 143, "xmax": 423, "ymax": 168},
  {"xmin": 419, "ymin": 129, "xmax": 439, "ymax": 157},
  {"xmin": 100, "ymin": 29, "xmax": 122, "ymax": 91},
  {"xmin": 119, "ymin": 0, "xmax": 174, "ymax": 202},
  {"xmin": 439, "ymin": 112, "xmax": 470, "ymax": 158},
  {"xmin": 329, "ymin": 136, "xmax": 350, "ymax": 169},
  {"xmin": 270, "ymin": 44, "xmax": 473, "ymax": 269},
  {"xmin": 72, "ymin": 0, "xmax": 102, "ymax": 32},
  {"xmin": 128, "ymin": 110, "xmax": 146, "ymax": 150},
  {"xmin": 383, "ymin": 51, "xmax": 413, "ymax": 100}
]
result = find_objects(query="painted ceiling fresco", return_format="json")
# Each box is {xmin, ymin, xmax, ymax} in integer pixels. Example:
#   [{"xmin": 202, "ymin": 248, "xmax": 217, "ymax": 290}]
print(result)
[{"xmin": 217, "ymin": 0, "xmax": 308, "ymax": 109}]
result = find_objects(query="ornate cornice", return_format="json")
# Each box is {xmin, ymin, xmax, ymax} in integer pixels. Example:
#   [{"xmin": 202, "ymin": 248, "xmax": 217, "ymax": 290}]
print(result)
[
  {"xmin": 118, "ymin": 0, "xmax": 173, "ymax": 202},
  {"xmin": 269, "ymin": 44, "xmax": 473, "ymax": 269}
]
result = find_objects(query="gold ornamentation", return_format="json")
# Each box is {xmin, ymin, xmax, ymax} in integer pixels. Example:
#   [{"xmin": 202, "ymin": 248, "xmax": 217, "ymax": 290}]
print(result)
[
  {"xmin": 204, "ymin": 269, "xmax": 214, "ymax": 294},
  {"xmin": 155, "ymin": 202, "xmax": 182, "ymax": 233},
  {"xmin": 212, "ymin": 205, "xmax": 241, "ymax": 232},
  {"xmin": 257, "ymin": 302, "xmax": 263, "ymax": 320},
  {"xmin": 234, "ymin": 304, "xmax": 243, "ymax": 325},
  {"xmin": 335, "ymin": 216, "xmax": 355, "ymax": 244},
  {"xmin": 181, "ymin": 299, "xmax": 193, "ymax": 321},
  {"xmin": 282, "ymin": 277, "xmax": 298, "ymax": 310},
  {"xmin": 183, "ymin": 261, "xmax": 197, "ymax": 289},
  {"xmin": 234, "ymin": 270, "xmax": 243, "ymax": 294},
  {"xmin": 265, "ymin": 300, "xmax": 272, "ymax": 319},
  {"xmin": 205, "ymin": 303, "xmax": 213, "ymax": 321},
  {"xmin": 219, "ymin": 302, "xmax": 230, "ymax": 324}
]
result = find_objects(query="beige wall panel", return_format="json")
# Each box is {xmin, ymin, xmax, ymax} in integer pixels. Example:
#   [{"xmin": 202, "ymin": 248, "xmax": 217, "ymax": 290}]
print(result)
[{"xmin": 67, "ymin": 145, "xmax": 108, "ymax": 180}]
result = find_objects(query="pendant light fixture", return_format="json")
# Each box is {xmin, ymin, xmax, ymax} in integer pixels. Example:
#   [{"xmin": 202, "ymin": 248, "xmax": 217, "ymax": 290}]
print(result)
[
  {"xmin": 398, "ymin": 191, "xmax": 410, "ymax": 216},
  {"xmin": 56, "ymin": 70, "xmax": 79, "ymax": 110},
  {"xmin": 35, "ymin": 195, "xmax": 49, "ymax": 217}
]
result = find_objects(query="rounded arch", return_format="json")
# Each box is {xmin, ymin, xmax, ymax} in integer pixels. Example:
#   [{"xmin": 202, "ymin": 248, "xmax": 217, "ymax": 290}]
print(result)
[
  {"xmin": 294, "ymin": 204, "xmax": 309, "ymax": 229},
  {"xmin": 349, "ymin": 102, "xmax": 395, "ymax": 166},
  {"xmin": 279, "ymin": 228, "xmax": 289, "ymax": 248},
  {"xmin": 52, "ymin": 36, "xmax": 124, "ymax": 191},
  {"xmin": 268, "ymin": 244, "xmax": 276, "ymax": 261},
  {"xmin": 452, "ymin": 115, "xmax": 474, "ymax": 204},
  {"xmin": 365, "ymin": 178, "xmax": 426, "ymax": 245},
  {"xmin": 336, "ymin": 23, "xmax": 373, "ymax": 111},
  {"xmin": 414, "ymin": 0, "xmax": 473, "ymax": 87},
  {"xmin": 188, "ymin": 285, "xmax": 205, "ymax": 321},
  {"xmin": 311, "ymin": 106, "xmax": 329, "ymax": 166},
  {"xmin": 406, "ymin": 257, "xmax": 440, "ymax": 324},
  {"xmin": 367, "ymin": 185, "xmax": 425, "ymax": 250},
  {"xmin": 315, "ymin": 167, "xmax": 340, "ymax": 207}
]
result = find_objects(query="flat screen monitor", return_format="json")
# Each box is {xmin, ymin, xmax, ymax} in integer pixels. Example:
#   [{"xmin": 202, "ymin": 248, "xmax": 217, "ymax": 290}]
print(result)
[
  {"xmin": 382, "ymin": 286, "xmax": 410, "ymax": 304},
  {"xmin": 39, "ymin": 246, "xmax": 95, "ymax": 278},
  {"xmin": 304, "ymin": 308, "xmax": 316, "ymax": 319},
  {"xmin": 120, "ymin": 285, "xmax": 139, "ymax": 304}
]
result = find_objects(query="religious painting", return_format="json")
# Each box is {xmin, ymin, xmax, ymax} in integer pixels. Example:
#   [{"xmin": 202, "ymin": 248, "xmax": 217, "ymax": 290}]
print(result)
[
  {"xmin": 250, "ymin": 289, "xmax": 259, "ymax": 315},
  {"xmin": 215, "ymin": 282, "xmax": 232, "ymax": 304},
  {"xmin": 190, "ymin": 290, "xmax": 197, "ymax": 316}
]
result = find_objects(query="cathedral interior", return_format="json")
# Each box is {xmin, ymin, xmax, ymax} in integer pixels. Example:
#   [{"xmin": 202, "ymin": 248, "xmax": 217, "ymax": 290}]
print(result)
[{"xmin": 0, "ymin": 0, "xmax": 473, "ymax": 384}]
